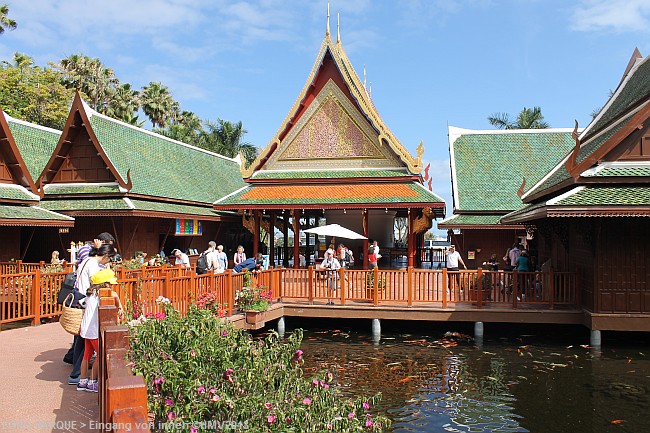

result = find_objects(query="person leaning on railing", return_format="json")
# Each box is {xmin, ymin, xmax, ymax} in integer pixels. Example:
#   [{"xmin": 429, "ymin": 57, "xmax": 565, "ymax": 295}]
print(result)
[{"xmin": 319, "ymin": 249, "xmax": 341, "ymax": 305}]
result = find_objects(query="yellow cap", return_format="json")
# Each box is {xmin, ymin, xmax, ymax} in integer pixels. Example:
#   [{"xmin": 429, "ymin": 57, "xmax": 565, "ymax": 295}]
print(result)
[{"xmin": 91, "ymin": 268, "xmax": 118, "ymax": 285}]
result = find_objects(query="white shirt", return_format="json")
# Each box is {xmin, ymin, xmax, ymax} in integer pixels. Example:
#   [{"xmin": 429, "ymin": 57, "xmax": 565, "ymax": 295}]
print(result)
[
  {"xmin": 80, "ymin": 293, "xmax": 99, "ymax": 339},
  {"xmin": 234, "ymin": 252, "xmax": 246, "ymax": 265},
  {"xmin": 216, "ymin": 251, "xmax": 228, "ymax": 269},
  {"xmin": 446, "ymin": 251, "xmax": 462, "ymax": 268},
  {"xmin": 175, "ymin": 252, "xmax": 190, "ymax": 267},
  {"xmin": 206, "ymin": 250, "xmax": 220, "ymax": 270},
  {"xmin": 75, "ymin": 257, "xmax": 101, "ymax": 295}
]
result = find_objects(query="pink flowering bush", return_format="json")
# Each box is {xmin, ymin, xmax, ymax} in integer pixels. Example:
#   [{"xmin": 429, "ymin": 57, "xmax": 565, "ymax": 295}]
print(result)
[{"xmin": 128, "ymin": 306, "xmax": 389, "ymax": 432}]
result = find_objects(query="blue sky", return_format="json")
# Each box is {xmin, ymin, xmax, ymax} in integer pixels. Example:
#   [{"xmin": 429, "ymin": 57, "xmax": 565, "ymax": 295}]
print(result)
[{"xmin": 1, "ymin": 0, "xmax": 649, "ymax": 230}]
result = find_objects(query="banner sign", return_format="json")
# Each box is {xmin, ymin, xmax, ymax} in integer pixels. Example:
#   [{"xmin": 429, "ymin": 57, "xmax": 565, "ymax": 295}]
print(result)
[{"xmin": 175, "ymin": 219, "xmax": 202, "ymax": 236}]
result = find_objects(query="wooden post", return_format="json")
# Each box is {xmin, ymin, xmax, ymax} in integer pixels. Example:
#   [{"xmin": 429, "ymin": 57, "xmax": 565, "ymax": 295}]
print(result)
[
  {"xmin": 293, "ymin": 209, "xmax": 300, "ymax": 269},
  {"xmin": 373, "ymin": 267, "xmax": 379, "ymax": 306},
  {"xmin": 269, "ymin": 212, "xmax": 276, "ymax": 268},
  {"xmin": 308, "ymin": 266, "xmax": 314, "ymax": 305},
  {"xmin": 253, "ymin": 210, "xmax": 261, "ymax": 257},
  {"xmin": 163, "ymin": 272, "xmax": 170, "ymax": 302},
  {"xmin": 407, "ymin": 210, "xmax": 415, "ymax": 268},
  {"xmin": 363, "ymin": 209, "xmax": 369, "ymax": 270},
  {"xmin": 513, "ymin": 269, "xmax": 518, "ymax": 309},
  {"xmin": 31, "ymin": 269, "xmax": 41, "ymax": 325},
  {"xmin": 225, "ymin": 269, "xmax": 233, "ymax": 316},
  {"xmin": 407, "ymin": 266, "xmax": 413, "ymax": 307},
  {"xmin": 283, "ymin": 210, "xmax": 290, "ymax": 268},
  {"xmin": 339, "ymin": 267, "xmax": 345, "ymax": 305},
  {"xmin": 268, "ymin": 267, "xmax": 274, "ymax": 300},
  {"xmin": 442, "ymin": 268, "xmax": 448, "ymax": 308},
  {"xmin": 477, "ymin": 268, "xmax": 483, "ymax": 308},
  {"xmin": 549, "ymin": 270, "xmax": 555, "ymax": 310}
]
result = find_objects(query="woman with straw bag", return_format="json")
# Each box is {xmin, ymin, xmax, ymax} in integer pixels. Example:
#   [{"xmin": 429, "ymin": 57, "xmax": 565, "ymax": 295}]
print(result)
[{"xmin": 67, "ymin": 243, "xmax": 116, "ymax": 386}]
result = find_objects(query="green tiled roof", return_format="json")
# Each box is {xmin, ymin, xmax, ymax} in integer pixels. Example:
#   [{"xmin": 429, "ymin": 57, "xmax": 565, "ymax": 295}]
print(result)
[
  {"xmin": 40, "ymin": 198, "xmax": 131, "ymax": 211},
  {"xmin": 576, "ymin": 112, "xmax": 633, "ymax": 165},
  {"xmin": 0, "ymin": 185, "xmax": 38, "ymax": 202},
  {"xmin": 585, "ymin": 166, "xmax": 650, "ymax": 177},
  {"xmin": 252, "ymin": 169, "xmax": 410, "ymax": 180},
  {"xmin": 6, "ymin": 118, "xmax": 60, "ymax": 180},
  {"xmin": 587, "ymin": 57, "xmax": 650, "ymax": 138},
  {"xmin": 44, "ymin": 183, "xmax": 122, "ymax": 195},
  {"xmin": 0, "ymin": 204, "xmax": 73, "ymax": 221},
  {"xmin": 500, "ymin": 202, "xmax": 548, "ymax": 223},
  {"xmin": 87, "ymin": 113, "xmax": 246, "ymax": 204},
  {"xmin": 438, "ymin": 214, "xmax": 513, "ymax": 227},
  {"xmin": 452, "ymin": 130, "xmax": 575, "ymax": 211},
  {"xmin": 555, "ymin": 186, "xmax": 650, "ymax": 206},
  {"xmin": 129, "ymin": 199, "xmax": 223, "ymax": 217}
]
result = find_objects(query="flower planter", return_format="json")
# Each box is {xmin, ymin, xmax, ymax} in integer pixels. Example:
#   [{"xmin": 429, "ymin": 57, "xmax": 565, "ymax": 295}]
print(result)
[{"xmin": 245, "ymin": 310, "xmax": 267, "ymax": 325}]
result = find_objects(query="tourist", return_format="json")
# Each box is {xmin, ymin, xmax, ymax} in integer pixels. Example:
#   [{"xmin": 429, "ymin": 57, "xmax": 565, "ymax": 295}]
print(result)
[
  {"xmin": 216, "ymin": 245, "xmax": 228, "ymax": 270},
  {"xmin": 446, "ymin": 245, "xmax": 466, "ymax": 292},
  {"xmin": 487, "ymin": 253, "xmax": 499, "ymax": 271},
  {"xmin": 76, "ymin": 268, "xmax": 123, "ymax": 393},
  {"xmin": 368, "ymin": 243, "xmax": 379, "ymax": 269},
  {"xmin": 233, "ymin": 253, "xmax": 263, "ymax": 273},
  {"xmin": 50, "ymin": 250, "xmax": 60, "ymax": 265},
  {"xmin": 233, "ymin": 245, "xmax": 246, "ymax": 267},
  {"xmin": 203, "ymin": 241, "xmax": 219, "ymax": 273},
  {"xmin": 139, "ymin": 252, "xmax": 148, "ymax": 264},
  {"xmin": 68, "ymin": 243, "xmax": 116, "ymax": 385},
  {"xmin": 172, "ymin": 249, "xmax": 191, "ymax": 269},
  {"xmin": 319, "ymin": 249, "xmax": 341, "ymax": 305},
  {"xmin": 516, "ymin": 250, "xmax": 530, "ymax": 272},
  {"xmin": 506, "ymin": 243, "xmax": 521, "ymax": 271}
]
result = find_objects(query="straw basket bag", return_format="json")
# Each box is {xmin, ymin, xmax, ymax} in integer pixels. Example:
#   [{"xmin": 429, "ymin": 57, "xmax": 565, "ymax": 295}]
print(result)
[{"xmin": 60, "ymin": 293, "xmax": 84, "ymax": 335}]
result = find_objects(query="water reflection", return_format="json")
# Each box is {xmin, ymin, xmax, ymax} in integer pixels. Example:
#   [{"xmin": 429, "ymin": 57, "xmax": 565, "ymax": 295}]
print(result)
[{"xmin": 290, "ymin": 324, "xmax": 650, "ymax": 433}]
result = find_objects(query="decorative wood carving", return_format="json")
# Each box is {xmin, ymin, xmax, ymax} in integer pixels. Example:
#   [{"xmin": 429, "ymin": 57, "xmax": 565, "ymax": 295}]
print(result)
[
  {"xmin": 517, "ymin": 177, "xmax": 526, "ymax": 198},
  {"xmin": 565, "ymin": 120, "xmax": 581, "ymax": 178},
  {"xmin": 412, "ymin": 207, "xmax": 434, "ymax": 234}
]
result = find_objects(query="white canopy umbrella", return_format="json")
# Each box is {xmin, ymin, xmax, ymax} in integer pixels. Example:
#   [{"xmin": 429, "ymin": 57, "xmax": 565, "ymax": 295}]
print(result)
[{"xmin": 303, "ymin": 223, "xmax": 367, "ymax": 240}]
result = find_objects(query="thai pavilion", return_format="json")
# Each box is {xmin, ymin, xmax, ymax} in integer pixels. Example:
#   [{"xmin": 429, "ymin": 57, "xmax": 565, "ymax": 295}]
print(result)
[{"xmin": 213, "ymin": 17, "xmax": 445, "ymax": 269}]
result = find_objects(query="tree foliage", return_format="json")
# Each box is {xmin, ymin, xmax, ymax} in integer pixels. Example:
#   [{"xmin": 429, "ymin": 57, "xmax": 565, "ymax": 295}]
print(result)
[
  {"xmin": 0, "ymin": 54, "xmax": 74, "ymax": 129},
  {"xmin": 488, "ymin": 106, "xmax": 549, "ymax": 129},
  {"xmin": 0, "ymin": 4, "xmax": 16, "ymax": 35}
]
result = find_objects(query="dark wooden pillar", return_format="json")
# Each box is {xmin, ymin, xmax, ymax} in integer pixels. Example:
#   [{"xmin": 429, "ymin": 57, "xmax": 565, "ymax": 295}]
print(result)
[
  {"xmin": 253, "ymin": 210, "xmax": 260, "ymax": 257},
  {"xmin": 283, "ymin": 210, "xmax": 290, "ymax": 267},
  {"xmin": 407, "ymin": 209, "xmax": 415, "ymax": 268},
  {"xmin": 292, "ymin": 209, "xmax": 300, "ymax": 269},
  {"xmin": 269, "ymin": 211, "xmax": 276, "ymax": 267},
  {"xmin": 363, "ymin": 209, "xmax": 369, "ymax": 270}
]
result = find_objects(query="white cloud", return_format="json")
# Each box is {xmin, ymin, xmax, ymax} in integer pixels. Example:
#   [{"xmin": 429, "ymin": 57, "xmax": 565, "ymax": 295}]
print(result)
[{"xmin": 571, "ymin": 0, "xmax": 650, "ymax": 32}]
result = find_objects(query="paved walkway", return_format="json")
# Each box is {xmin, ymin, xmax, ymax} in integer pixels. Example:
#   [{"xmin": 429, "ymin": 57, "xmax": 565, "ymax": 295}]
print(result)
[{"xmin": 0, "ymin": 323, "xmax": 98, "ymax": 433}]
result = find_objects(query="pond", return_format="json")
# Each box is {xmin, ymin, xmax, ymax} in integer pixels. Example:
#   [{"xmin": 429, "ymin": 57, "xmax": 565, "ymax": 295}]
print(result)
[{"xmin": 284, "ymin": 320, "xmax": 649, "ymax": 433}]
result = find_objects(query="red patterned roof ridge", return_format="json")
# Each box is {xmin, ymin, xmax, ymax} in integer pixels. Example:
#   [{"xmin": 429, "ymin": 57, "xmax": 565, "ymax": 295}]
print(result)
[{"xmin": 241, "ymin": 183, "xmax": 419, "ymax": 200}]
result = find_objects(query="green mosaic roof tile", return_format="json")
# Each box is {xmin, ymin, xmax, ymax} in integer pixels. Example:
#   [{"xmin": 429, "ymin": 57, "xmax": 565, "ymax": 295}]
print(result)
[
  {"xmin": 252, "ymin": 169, "xmax": 410, "ymax": 180},
  {"xmin": 0, "ymin": 185, "xmax": 38, "ymax": 202},
  {"xmin": 555, "ymin": 186, "xmax": 650, "ymax": 206},
  {"xmin": 129, "ymin": 199, "xmax": 222, "ymax": 217},
  {"xmin": 453, "ymin": 131, "xmax": 574, "ymax": 211},
  {"xmin": 500, "ymin": 202, "xmax": 548, "ymax": 223},
  {"xmin": 586, "ymin": 166, "xmax": 650, "ymax": 177},
  {"xmin": 40, "ymin": 198, "xmax": 131, "ymax": 211},
  {"xmin": 576, "ymin": 112, "xmax": 633, "ymax": 165},
  {"xmin": 87, "ymin": 114, "xmax": 246, "ymax": 204},
  {"xmin": 0, "ymin": 204, "xmax": 73, "ymax": 221},
  {"xmin": 587, "ymin": 57, "xmax": 650, "ymax": 138},
  {"xmin": 6, "ymin": 118, "xmax": 60, "ymax": 180},
  {"xmin": 44, "ymin": 184, "xmax": 122, "ymax": 195},
  {"xmin": 437, "ymin": 214, "xmax": 505, "ymax": 227},
  {"xmin": 527, "ymin": 165, "xmax": 572, "ymax": 198}
]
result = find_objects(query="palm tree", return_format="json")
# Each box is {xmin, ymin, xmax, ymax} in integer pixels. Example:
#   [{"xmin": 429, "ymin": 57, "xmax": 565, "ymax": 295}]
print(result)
[
  {"xmin": 488, "ymin": 106, "xmax": 549, "ymax": 129},
  {"xmin": 0, "ymin": 4, "xmax": 16, "ymax": 35},
  {"xmin": 141, "ymin": 82, "xmax": 175, "ymax": 128},
  {"xmin": 107, "ymin": 83, "xmax": 141, "ymax": 124},
  {"xmin": 55, "ymin": 54, "xmax": 118, "ymax": 112},
  {"xmin": 199, "ymin": 119, "xmax": 258, "ymax": 164}
]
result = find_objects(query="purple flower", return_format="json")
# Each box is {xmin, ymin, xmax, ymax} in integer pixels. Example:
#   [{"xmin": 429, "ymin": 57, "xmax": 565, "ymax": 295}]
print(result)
[
  {"xmin": 164, "ymin": 399, "xmax": 173, "ymax": 407},
  {"xmin": 363, "ymin": 401, "xmax": 370, "ymax": 410},
  {"xmin": 167, "ymin": 412, "xmax": 176, "ymax": 420},
  {"xmin": 365, "ymin": 419, "xmax": 374, "ymax": 427},
  {"xmin": 190, "ymin": 428, "xmax": 198, "ymax": 433},
  {"xmin": 153, "ymin": 377, "xmax": 165, "ymax": 385},
  {"xmin": 222, "ymin": 330, "xmax": 228, "ymax": 337}
]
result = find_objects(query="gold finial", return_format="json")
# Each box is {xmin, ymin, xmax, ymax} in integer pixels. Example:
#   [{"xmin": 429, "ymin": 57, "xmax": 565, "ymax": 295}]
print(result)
[
  {"xmin": 416, "ymin": 141, "xmax": 424, "ymax": 161},
  {"xmin": 326, "ymin": 2, "xmax": 330, "ymax": 36},
  {"xmin": 337, "ymin": 13, "xmax": 340, "ymax": 43}
]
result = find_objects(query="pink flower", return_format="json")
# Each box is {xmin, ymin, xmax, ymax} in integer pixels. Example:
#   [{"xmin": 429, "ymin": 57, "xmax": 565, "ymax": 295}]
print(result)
[
  {"xmin": 312, "ymin": 379, "xmax": 319, "ymax": 387},
  {"xmin": 363, "ymin": 401, "xmax": 370, "ymax": 410},
  {"xmin": 267, "ymin": 414, "xmax": 276, "ymax": 424},
  {"xmin": 365, "ymin": 419, "xmax": 374, "ymax": 427},
  {"xmin": 222, "ymin": 368, "xmax": 234, "ymax": 382},
  {"xmin": 164, "ymin": 399, "xmax": 173, "ymax": 407},
  {"xmin": 302, "ymin": 397, "xmax": 312, "ymax": 405},
  {"xmin": 264, "ymin": 402, "xmax": 273, "ymax": 410},
  {"xmin": 190, "ymin": 350, "xmax": 196, "ymax": 357},
  {"xmin": 285, "ymin": 417, "xmax": 292, "ymax": 425},
  {"xmin": 211, "ymin": 395, "xmax": 220, "ymax": 402},
  {"xmin": 167, "ymin": 412, "xmax": 176, "ymax": 420},
  {"xmin": 209, "ymin": 388, "xmax": 216, "ymax": 395},
  {"xmin": 319, "ymin": 380, "xmax": 330, "ymax": 389},
  {"xmin": 190, "ymin": 428, "xmax": 198, "ymax": 433},
  {"xmin": 153, "ymin": 377, "xmax": 165, "ymax": 385},
  {"xmin": 197, "ymin": 386, "xmax": 206, "ymax": 394},
  {"xmin": 222, "ymin": 330, "xmax": 228, "ymax": 337},
  {"xmin": 348, "ymin": 412, "xmax": 356, "ymax": 419},
  {"xmin": 293, "ymin": 350, "xmax": 303, "ymax": 362},
  {"xmin": 154, "ymin": 312, "xmax": 166, "ymax": 320}
]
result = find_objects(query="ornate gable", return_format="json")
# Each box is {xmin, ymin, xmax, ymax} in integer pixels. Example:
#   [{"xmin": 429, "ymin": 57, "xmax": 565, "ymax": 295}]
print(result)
[
  {"xmin": 0, "ymin": 111, "xmax": 38, "ymax": 193},
  {"xmin": 40, "ymin": 93, "xmax": 129, "ymax": 189}
]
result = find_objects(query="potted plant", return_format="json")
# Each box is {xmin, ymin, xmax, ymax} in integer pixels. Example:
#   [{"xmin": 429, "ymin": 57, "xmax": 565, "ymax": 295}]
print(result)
[
  {"xmin": 236, "ymin": 271, "xmax": 272, "ymax": 324},
  {"xmin": 365, "ymin": 272, "xmax": 386, "ymax": 300},
  {"xmin": 195, "ymin": 291, "xmax": 227, "ymax": 318}
]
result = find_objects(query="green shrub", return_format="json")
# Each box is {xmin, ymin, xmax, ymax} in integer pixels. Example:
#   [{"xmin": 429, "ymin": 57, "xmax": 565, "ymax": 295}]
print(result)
[{"xmin": 128, "ymin": 305, "xmax": 390, "ymax": 432}]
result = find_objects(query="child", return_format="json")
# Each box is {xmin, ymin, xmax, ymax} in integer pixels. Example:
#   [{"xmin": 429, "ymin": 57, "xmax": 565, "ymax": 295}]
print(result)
[{"xmin": 76, "ymin": 268, "xmax": 123, "ymax": 392}]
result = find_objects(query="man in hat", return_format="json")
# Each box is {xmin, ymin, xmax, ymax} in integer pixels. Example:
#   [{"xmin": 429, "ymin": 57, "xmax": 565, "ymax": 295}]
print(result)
[{"xmin": 172, "ymin": 249, "xmax": 191, "ymax": 269}]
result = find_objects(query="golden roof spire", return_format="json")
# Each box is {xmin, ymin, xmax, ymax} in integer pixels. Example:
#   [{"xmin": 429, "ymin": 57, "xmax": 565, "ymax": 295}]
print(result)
[
  {"xmin": 337, "ymin": 13, "xmax": 341, "ymax": 44},
  {"xmin": 326, "ymin": 2, "xmax": 330, "ymax": 36}
]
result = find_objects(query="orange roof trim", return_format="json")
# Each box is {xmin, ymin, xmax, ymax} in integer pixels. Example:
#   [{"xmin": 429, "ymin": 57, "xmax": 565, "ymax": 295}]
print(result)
[{"xmin": 241, "ymin": 183, "xmax": 419, "ymax": 200}]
